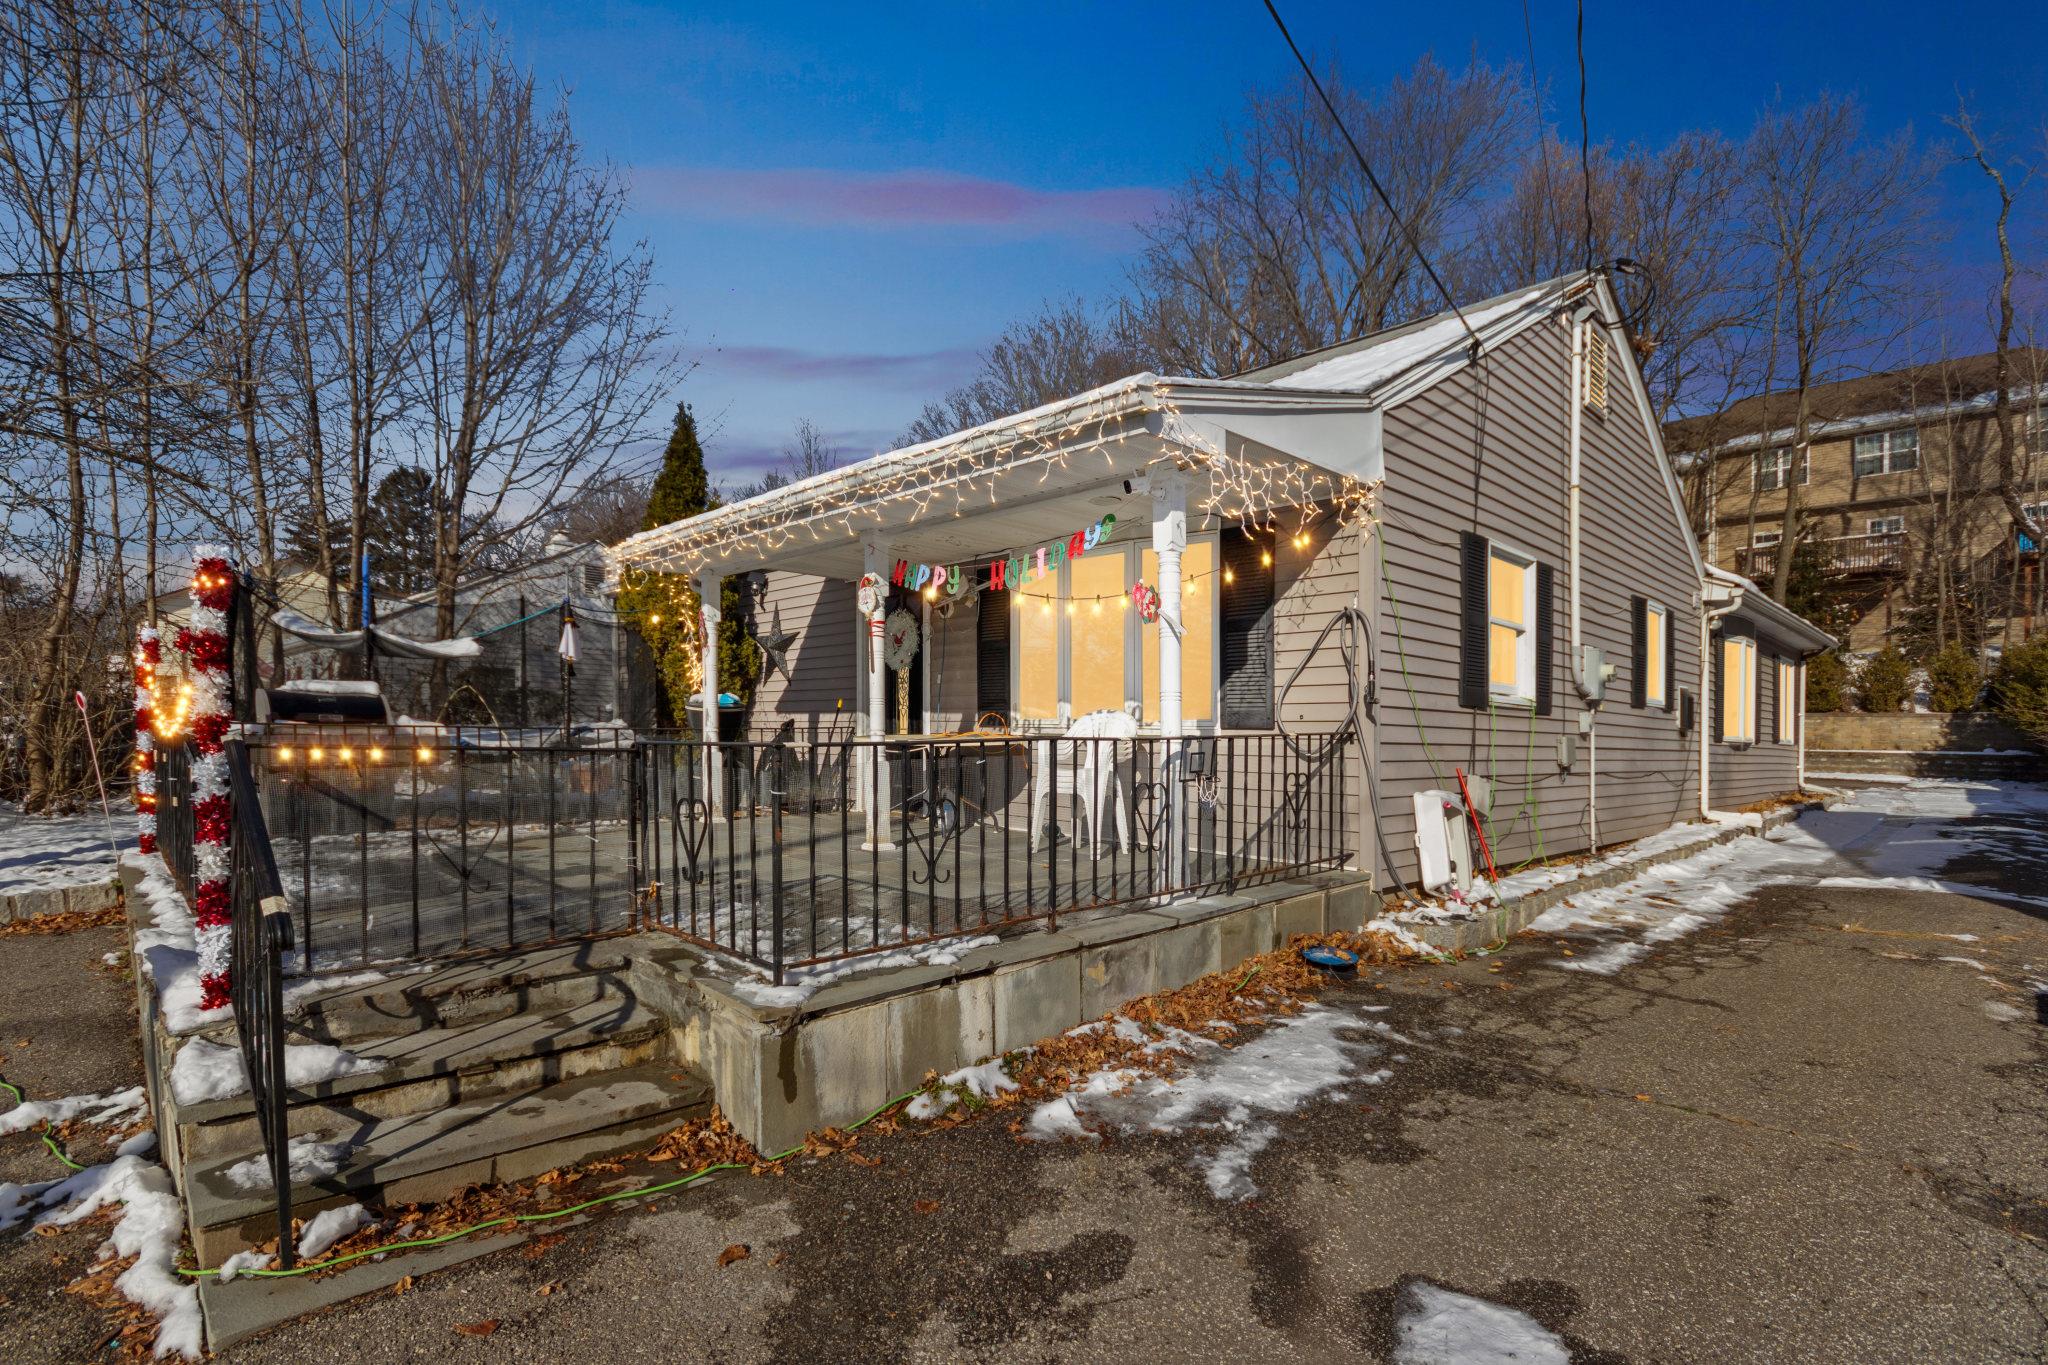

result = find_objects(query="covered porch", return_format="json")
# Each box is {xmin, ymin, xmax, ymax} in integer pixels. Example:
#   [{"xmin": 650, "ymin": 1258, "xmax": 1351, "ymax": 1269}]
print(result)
[{"xmin": 607, "ymin": 374, "xmax": 1386, "ymax": 977}]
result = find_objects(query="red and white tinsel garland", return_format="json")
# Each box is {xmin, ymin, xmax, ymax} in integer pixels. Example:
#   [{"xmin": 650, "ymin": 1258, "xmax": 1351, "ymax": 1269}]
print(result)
[
  {"xmin": 133, "ymin": 625, "xmax": 161, "ymax": 854},
  {"xmin": 174, "ymin": 547, "xmax": 236, "ymax": 1012}
]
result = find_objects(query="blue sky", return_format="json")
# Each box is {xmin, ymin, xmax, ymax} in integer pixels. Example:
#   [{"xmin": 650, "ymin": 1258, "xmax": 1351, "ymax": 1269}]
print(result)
[{"xmin": 481, "ymin": 1, "xmax": 2047, "ymax": 487}]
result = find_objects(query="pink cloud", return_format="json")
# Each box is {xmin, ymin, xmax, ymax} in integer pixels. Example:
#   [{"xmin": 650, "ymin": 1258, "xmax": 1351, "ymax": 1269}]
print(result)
[
  {"xmin": 635, "ymin": 165, "xmax": 1166, "ymax": 237},
  {"xmin": 692, "ymin": 342, "xmax": 982, "ymax": 390}
]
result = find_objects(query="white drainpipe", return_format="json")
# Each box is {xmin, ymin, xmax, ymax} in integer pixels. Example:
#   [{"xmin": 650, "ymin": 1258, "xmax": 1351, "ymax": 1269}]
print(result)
[{"xmin": 1568, "ymin": 305, "xmax": 1601, "ymax": 846}]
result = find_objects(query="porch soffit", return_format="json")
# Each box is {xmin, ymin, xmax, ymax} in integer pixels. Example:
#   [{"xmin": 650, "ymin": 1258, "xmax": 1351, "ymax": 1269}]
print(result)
[{"xmin": 613, "ymin": 382, "xmax": 1383, "ymax": 584}]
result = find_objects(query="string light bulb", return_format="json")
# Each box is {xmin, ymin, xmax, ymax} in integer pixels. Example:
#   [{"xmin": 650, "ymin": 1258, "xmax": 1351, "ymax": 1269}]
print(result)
[
  {"xmin": 369, "ymin": 747, "xmax": 384, "ymax": 762},
  {"xmin": 1260, "ymin": 548, "xmax": 1273, "ymax": 567},
  {"xmin": 416, "ymin": 746, "xmax": 433, "ymax": 762},
  {"xmin": 310, "ymin": 746, "xmax": 325, "ymax": 762}
]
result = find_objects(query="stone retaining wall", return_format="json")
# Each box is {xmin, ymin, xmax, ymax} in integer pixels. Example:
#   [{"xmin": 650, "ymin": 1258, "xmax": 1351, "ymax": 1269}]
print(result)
[{"xmin": 3, "ymin": 878, "xmax": 121, "ymax": 923}]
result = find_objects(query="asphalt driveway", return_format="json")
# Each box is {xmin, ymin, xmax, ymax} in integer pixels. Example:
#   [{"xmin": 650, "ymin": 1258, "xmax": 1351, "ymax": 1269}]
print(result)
[{"xmin": 215, "ymin": 780, "xmax": 2048, "ymax": 1364}]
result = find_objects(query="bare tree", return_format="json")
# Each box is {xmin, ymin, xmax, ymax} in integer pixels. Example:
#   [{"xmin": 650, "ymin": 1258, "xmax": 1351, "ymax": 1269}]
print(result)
[
  {"xmin": 901, "ymin": 295, "xmax": 1145, "ymax": 444},
  {"xmin": 1740, "ymin": 94, "xmax": 1933, "ymax": 604},
  {"xmin": 407, "ymin": 13, "xmax": 674, "ymax": 677},
  {"xmin": 1127, "ymin": 55, "xmax": 1528, "ymax": 376},
  {"xmin": 1951, "ymin": 100, "xmax": 2042, "ymax": 551},
  {"xmin": 1472, "ymin": 129, "xmax": 1754, "ymax": 420}
]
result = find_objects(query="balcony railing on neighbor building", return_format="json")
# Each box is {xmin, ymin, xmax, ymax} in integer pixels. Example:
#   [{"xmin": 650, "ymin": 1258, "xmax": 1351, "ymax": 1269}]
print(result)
[
  {"xmin": 169, "ymin": 725, "xmax": 1353, "ymax": 985},
  {"xmin": 1737, "ymin": 530, "xmax": 1906, "ymax": 580}
]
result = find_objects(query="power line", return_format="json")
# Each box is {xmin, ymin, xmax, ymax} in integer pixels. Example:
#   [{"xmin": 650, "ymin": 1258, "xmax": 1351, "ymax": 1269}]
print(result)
[
  {"xmin": 1575, "ymin": 0, "xmax": 1595, "ymax": 272},
  {"xmin": 1257, "ymin": 0, "xmax": 1480, "ymax": 350},
  {"xmin": 1521, "ymin": 0, "xmax": 1554, "ymax": 203}
]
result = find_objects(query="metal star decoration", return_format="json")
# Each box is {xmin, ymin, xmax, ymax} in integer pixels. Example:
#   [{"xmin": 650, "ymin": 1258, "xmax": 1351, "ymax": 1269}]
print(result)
[{"xmin": 751, "ymin": 610, "xmax": 797, "ymax": 682}]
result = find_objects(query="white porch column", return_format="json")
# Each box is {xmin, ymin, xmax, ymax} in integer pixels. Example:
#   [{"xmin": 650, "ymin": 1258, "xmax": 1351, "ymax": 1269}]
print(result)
[
  {"xmin": 695, "ymin": 570, "xmax": 721, "ymax": 816},
  {"xmin": 1151, "ymin": 472, "xmax": 1188, "ymax": 887},
  {"xmin": 860, "ymin": 539, "xmax": 895, "ymax": 849}
]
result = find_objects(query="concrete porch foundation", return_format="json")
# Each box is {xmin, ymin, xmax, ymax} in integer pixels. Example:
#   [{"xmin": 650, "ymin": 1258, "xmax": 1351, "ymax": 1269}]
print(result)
[{"xmin": 635, "ymin": 871, "xmax": 1374, "ymax": 1154}]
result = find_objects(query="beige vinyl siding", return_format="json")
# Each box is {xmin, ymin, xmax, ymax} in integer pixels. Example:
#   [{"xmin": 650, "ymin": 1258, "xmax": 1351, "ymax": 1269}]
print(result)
[
  {"xmin": 1372, "ymin": 316, "xmax": 1703, "ymax": 886},
  {"xmin": 1709, "ymin": 623, "xmax": 1802, "ymax": 808},
  {"xmin": 747, "ymin": 571, "xmax": 859, "ymax": 741}
]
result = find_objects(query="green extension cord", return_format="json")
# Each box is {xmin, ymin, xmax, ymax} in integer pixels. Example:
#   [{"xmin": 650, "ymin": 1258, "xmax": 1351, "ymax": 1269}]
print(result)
[
  {"xmin": 0, "ymin": 1075, "xmax": 90, "ymax": 1173},
  {"xmin": 175, "ymin": 1086, "xmax": 925, "ymax": 1281}
]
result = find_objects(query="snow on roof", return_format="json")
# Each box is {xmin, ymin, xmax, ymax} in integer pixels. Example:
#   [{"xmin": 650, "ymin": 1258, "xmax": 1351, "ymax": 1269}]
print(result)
[{"xmin": 1261, "ymin": 287, "xmax": 1553, "ymax": 394}]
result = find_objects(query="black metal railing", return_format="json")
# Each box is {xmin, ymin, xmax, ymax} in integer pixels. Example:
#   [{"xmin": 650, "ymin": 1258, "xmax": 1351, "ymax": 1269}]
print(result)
[
  {"xmin": 634, "ymin": 732, "xmax": 1354, "ymax": 983},
  {"xmin": 157, "ymin": 741, "xmax": 196, "ymax": 899},
  {"xmin": 225, "ymin": 740, "xmax": 295, "ymax": 1268},
  {"xmin": 240, "ymin": 725, "xmax": 641, "ymax": 974},
  {"xmin": 160, "ymin": 722, "xmax": 1353, "ymax": 985},
  {"xmin": 150, "ymin": 735, "xmax": 298, "ymax": 1264}
]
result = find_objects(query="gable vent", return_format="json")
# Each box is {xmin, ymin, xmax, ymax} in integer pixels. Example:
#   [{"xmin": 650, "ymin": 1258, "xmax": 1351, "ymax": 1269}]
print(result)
[{"xmin": 1582, "ymin": 324, "xmax": 1609, "ymax": 412}]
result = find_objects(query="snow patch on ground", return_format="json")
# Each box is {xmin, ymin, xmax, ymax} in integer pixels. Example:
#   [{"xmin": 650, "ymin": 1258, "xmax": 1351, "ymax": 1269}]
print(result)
[
  {"xmin": 213, "ymin": 1248, "xmax": 273, "ymax": 1283},
  {"xmin": 296, "ymin": 1201, "xmax": 371, "ymax": 1258},
  {"xmin": 1022, "ymin": 1005, "xmax": 1392, "ymax": 1199},
  {"xmin": 1393, "ymin": 1282, "xmax": 1569, "ymax": 1365},
  {"xmin": 1527, "ymin": 824, "xmax": 1831, "ymax": 973},
  {"xmin": 1525, "ymin": 781, "xmax": 2048, "ymax": 973},
  {"xmin": 906, "ymin": 1057, "xmax": 1020, "ymax": 1120},
  {"xmin": 0, "ymin": 802, "xmax": 121, "ymax": 896},
  {"xmin": 0, "ymin": 1084, "xmax": 146, "ymax": 1136},
  {"xmin": 169, "ymin": 1038, "xmax": 382, "ymax": 1106},
  {"xmin": 0, "ymin": 1131, "xmax": 199, "ymax": 1358}
]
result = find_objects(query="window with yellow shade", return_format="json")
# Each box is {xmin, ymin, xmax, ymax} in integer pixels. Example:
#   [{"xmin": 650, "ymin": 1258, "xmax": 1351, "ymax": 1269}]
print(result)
[
  {"xmin": 1003, "ymin": 535, "xmax": 1219, "ymax": 726},
  {"xmin": 1721, "ymin": 635, "xmax": 1756, "ymax": 744},
  {"xmin": 1644, "ymin": 601, "xmax": 1669, "ymax": 708},
  {"xmin": 1776, "ymin": 658, "xmax": 1797, "ymax": 744},
  {"xmin": 1068, "ymin": 552, "xmax": 1127, "ymax": 717},
  {"xmin": 1015, "ymin": 568, "xmax": 1059, "ymax": 721},
  {"xmin": 1487, "ymin": 545, "xmax": 1536, "ymax": 703}
]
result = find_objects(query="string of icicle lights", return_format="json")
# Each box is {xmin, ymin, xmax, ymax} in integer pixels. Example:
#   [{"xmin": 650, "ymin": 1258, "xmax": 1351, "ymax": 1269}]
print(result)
[
  {"xmin": 608, "ymin": 525, "xmax": 1324, "ymax": 637},
  {"xmin": 609, "ymin": 378, "xmax": 1382, "ymax": 582}
]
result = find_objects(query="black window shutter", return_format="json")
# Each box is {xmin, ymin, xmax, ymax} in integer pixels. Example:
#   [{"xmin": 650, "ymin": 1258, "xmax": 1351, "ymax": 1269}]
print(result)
[
  {"xmin": 1664, "ymin": 610, "xmax": 1677, "ymax": 712},
  {"xmin": 1534, "ymin": 562, "xmax": 1555, "ymax": 716},
  {"xmin": 1219, "ymin": 527, "xmax": 1274, "ymax": 729},
  {"xmin": 1458, "ymin": 532, "xmax": 1489, "ymax": 710},
  {"xmin": 1630, "ymin": 595, "xmax": 1648, "ymax": 709},
  {"xmin": 975, "ymin": 588, "xmax": 1010, "ymax": 716},
  {"xmin": 1712, "ymin": 638, "xmax": 1725, "ymax": 743}
]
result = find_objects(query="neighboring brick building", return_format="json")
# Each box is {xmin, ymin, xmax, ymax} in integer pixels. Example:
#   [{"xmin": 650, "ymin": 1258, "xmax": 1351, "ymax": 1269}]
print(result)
[{"xmin": 1666, "ymin": 351, "xmax": 2048, "ymax": 651}]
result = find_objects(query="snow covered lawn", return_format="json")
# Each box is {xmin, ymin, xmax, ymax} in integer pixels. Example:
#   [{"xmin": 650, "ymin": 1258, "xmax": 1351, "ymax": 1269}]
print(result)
[{"xmin": 0, "ymin": 802, "xmax": 122, "ymax": 897}]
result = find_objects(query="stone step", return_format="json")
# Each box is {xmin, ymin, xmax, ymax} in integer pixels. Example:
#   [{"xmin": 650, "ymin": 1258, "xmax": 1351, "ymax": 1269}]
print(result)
[
  {"xmin": 282, "ymin": 940, "xmax": 638, "ymax": 1044},
  {"xmin": 174, "ymin": 996, "xmax": 673, "ymax": 1164},
  {"xmin": 185, "ymin": 1062, "xmax": 713, "ymax": 1266}
]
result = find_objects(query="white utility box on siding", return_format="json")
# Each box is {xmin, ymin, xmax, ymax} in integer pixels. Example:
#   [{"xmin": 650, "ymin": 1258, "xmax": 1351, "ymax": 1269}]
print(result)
[{"xmin": 1412, "ymin": 788, "xmax": 1476, "ymax": 892}]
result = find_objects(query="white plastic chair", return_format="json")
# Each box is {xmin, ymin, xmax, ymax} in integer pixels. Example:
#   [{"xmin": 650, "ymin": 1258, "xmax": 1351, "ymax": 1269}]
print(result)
[{"xmin": 1030, "ymin": 707, "xmax": 1139, "ymax": 857}]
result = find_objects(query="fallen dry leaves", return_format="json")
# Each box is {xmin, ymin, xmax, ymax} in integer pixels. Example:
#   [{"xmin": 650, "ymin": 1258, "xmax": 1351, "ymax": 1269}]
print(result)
[
  {"xmin": 453, "ymin": 1319, "xmax": 499, "ymax": 1336},
  {"xmin": 0, "ymin": 904, "xmax": 124, "ymax": 937},
  {"xmin": 219, "ymin": 928, "xmax": 1421, "ymax": 1295}
]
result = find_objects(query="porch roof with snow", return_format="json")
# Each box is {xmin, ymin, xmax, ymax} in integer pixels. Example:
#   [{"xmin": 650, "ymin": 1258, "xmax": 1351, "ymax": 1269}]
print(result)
[{"xmin": 610, "ymin": 275, "xmax": 1587, "ymax": 582}]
